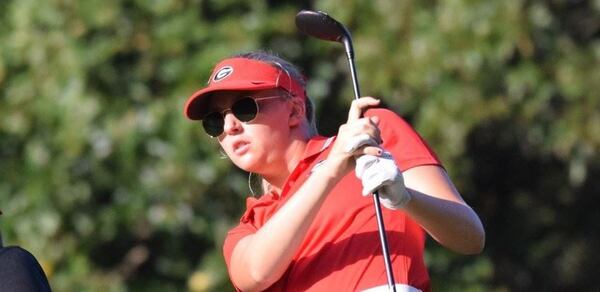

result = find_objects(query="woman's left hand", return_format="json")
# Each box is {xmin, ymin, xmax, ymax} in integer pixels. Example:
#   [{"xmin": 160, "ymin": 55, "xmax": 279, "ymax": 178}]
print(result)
[{"xmin": 327, "ymin": 97, "xmax": 383, "ymax": 174}]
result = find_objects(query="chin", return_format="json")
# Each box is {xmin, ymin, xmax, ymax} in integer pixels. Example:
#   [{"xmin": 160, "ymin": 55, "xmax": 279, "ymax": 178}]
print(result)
[{"xmin": 231, "ymin": 156, "xmax": 262, "ymax": 173}]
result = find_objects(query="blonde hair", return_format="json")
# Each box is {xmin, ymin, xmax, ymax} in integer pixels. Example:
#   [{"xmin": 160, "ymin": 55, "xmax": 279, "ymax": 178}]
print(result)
[{"xmin": 233, "ymin": 50, "xmax": 318, "ymax": 137}]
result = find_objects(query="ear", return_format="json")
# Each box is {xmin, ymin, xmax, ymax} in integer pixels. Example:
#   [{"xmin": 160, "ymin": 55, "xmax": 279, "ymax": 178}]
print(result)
[{"xmin": 288, "ymin": 97, "xmax": 306, "ymax": 128}]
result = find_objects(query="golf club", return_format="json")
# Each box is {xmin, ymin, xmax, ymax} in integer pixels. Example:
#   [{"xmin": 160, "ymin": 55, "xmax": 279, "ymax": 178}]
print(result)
[{"xmin": 296, "ymin": 9, "xmax": 397, "ymax": 291}]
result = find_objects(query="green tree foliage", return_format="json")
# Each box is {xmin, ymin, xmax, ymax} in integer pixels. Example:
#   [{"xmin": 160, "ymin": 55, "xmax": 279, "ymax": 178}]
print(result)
[{"xmin": 0, "ymin": 0, "xmax": 598, "ymax": 291}]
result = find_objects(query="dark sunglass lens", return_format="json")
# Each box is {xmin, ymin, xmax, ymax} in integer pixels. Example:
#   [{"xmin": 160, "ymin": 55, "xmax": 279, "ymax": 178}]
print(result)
[
  {"xmin": 232, "ymin": 97, "xmax": 258, "ymax": 122},
  {"xmin": 202, "ymin": 112, "xmax": 225, "ymax": 137}
]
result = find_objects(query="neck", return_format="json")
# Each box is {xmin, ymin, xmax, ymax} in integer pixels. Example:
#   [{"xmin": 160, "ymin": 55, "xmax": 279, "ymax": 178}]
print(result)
[
  {"xmin": 262, "ymin": 126, "xmax": 314, "ymax": 194},
  {"xmin": 262, "ymin": 138, "xmax": 307, "ymax": 194}
]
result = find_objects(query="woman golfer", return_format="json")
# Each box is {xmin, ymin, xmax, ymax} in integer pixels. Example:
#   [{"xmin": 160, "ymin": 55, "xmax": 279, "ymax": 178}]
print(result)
[{"xmin": 184, "ymin": 51, "xmax": 485, "ymax": 292}]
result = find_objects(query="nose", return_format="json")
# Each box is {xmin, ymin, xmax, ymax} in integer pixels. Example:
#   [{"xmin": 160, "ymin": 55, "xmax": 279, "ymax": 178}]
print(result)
[{"xmin": 222, "ymin": 111, "xmax": 242, "ymax": 136}]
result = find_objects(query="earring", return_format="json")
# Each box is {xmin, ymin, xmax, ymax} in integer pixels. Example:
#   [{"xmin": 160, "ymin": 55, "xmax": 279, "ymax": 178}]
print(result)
[
  {"xmin": 248, "ymin": 172, "xmax": 258, "ymax": 197},
  {"xmin": 219, "ymin": 149, "xmax": 228, "ymax": 160}
]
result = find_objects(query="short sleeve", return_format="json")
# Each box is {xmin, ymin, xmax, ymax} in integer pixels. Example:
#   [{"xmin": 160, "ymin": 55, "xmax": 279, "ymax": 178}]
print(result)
[
  {"xmin": 222, "ymin": 195, "xmax": 279, "ymax": 271},
  {"xmin": 223, "ymin": 223, "xmax": 257, "ymax": 271}
]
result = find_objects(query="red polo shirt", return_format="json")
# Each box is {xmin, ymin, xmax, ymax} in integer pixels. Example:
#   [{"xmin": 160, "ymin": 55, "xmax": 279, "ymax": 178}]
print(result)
[{"xmin": 223, "ymin": 108, "xmax": 441, "ymax": 291}]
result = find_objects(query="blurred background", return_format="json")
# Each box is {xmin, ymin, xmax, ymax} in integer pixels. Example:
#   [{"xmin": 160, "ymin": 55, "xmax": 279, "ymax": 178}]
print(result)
[{"xmin": 0, "ymin": 0, "xmax": 598, "ymax": 291}]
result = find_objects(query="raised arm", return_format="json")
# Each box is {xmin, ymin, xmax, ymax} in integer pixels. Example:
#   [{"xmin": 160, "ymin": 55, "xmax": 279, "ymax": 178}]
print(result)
[{"xmin": 356, "ymin": 106, "xmax": 485, "ymax": 254}]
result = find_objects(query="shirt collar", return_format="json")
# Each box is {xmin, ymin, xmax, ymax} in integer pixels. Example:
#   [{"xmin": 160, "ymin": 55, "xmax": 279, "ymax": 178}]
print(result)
[{"xmin": 301, "ymin": 136, "xmax": 335, "ymax": 160}]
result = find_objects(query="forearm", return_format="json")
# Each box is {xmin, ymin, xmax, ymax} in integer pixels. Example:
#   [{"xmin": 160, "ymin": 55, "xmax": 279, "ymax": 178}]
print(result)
[
  {"xmin": 230, "ymin": 157, "xmax": 347, "ymax": 290},
  {"xmin": 403, "ymin": 190, "xmax": 485, "ymax": 254},
  {"xmin": 402, "ymin": 166, "xmax": 485, "ymax": 254}
]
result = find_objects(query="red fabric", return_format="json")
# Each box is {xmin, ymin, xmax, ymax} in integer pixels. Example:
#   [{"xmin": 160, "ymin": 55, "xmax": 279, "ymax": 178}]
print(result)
[
  {"xmin": 223, "ymin": 108, "xmax": 440, "ymax": 291},
  {"xmin": 184, "ymin": 58, "xmax": 305, "ymax": 120}
]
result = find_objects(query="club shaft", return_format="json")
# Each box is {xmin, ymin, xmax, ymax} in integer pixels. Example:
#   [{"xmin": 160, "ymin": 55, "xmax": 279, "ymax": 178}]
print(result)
[
  {"xmin": 347, "ymin": 54, "xmax": 397, "ymax": 292},
  {"xmin": 347, "ymin": 54, "xmax": 361, "ymax": 100},
  {"xmin": 372, "ymin": 194, "xmax": 396, "ymax": 291}
]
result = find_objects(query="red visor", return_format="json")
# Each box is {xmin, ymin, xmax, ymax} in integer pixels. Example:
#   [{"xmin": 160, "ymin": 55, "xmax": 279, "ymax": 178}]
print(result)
[{"xmin": 184, "ymin": 57, "xmax": 305, "ymax": 120}]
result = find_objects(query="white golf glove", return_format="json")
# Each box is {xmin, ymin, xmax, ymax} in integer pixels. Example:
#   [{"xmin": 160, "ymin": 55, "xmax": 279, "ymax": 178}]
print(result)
[
  {"xmin": 355, "ymin": 151, "xmax": 411, "ymax": 210},
  {"xmin": 344, "ymin": 133, "xmax": 378, "ymax": 153}
]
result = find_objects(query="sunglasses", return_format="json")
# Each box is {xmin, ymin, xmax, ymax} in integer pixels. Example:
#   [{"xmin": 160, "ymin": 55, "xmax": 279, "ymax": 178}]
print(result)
[{"xmin": 202, "ymin": 95, "xmax": 284, "ymax": 137}]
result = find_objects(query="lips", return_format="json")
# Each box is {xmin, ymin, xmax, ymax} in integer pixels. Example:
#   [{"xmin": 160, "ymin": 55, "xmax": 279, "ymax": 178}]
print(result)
[{"xmin": 232, "ymin": 140, "xmax": 250, "ymax": 156}]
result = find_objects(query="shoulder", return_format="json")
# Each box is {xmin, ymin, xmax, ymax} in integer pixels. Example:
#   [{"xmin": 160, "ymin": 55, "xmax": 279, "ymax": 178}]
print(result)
[
  {"xmin": 364, "ymin": 107, "xmax": 400, "ymax": 120},
  {"xmin": 365, "ymin": 107, "xmax": 442, "ymax": 170},
  {"xmin": 364, "ymin": 107, "xmax": 417, "ymax": 137},
  {"xmin": 0, "ymin": 246, "xmax": 35, "ymax": 263},
  {"xmin": 364, "ymin": 107, "xmax": 410, "ymax": 126},
  {"xmin": 0, "ymin": 246, "xmax": 52, "ymax": 291}
]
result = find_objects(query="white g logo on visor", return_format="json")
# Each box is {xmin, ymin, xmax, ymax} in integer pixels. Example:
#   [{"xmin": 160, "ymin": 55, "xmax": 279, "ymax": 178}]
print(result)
[{"xmin": 213, "ymin": 66, "xmax": 233, "ymax": 82}]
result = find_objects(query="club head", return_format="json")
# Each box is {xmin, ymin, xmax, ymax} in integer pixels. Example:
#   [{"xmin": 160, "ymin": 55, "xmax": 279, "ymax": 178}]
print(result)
[
  {"xmin": 295, "ymin": 10, "xmax": 350, "ymax": 43},
  {"xmin": 295, "ymin": 9, "xmax": 359, "ymax": 98}
]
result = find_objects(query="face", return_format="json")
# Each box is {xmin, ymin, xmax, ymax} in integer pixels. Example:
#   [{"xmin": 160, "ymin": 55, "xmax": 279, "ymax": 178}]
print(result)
[{"xmin": 204, "ymin": 89, "xmax": 295, "ymax": 174}]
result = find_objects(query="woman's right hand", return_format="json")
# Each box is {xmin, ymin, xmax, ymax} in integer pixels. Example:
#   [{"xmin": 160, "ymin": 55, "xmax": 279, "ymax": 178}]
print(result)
[{"xmin": 327, "ymin": 97, "xmax": 383, "ymax": 174}]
